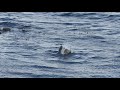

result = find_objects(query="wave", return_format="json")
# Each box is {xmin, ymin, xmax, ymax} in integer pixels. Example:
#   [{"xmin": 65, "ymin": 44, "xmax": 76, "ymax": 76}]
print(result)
[
  {"xmin": 8, "ymin": 71, "xmax": 67, "ymax": 78},
  {"xmin": 88, "ymin": 35, "xmax": 105, "ymax": 39},
  {"xmin": 57, "ymin": 12, "xmax": 97, "ymax": 17},
  {"xmin": 0, "ymin": 22, "xmax": 19, "ymax": 27},
  {"xmin": 95, "ymin": 64, "xmax": 120, "ymax": 69}
]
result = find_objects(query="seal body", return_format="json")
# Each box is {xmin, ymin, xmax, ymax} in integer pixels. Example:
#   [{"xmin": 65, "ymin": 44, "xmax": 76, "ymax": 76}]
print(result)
[
  {"xmin": 0, "ymin": 27, "xmax": 11, "ymax": 34},
  {"xmin": 59, "ymin": 46, "xmax": 71, "ymax": 55}
]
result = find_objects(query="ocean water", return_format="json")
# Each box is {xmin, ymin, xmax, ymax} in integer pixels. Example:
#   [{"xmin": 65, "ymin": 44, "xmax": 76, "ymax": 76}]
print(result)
[{"xmin": 0, "ymin": 12, "xmax": 120, "ymax": 78}]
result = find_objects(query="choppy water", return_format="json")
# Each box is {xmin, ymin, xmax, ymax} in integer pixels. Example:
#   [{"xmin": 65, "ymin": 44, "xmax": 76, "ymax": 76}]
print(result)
[{"xmin": 0, "ymin": 12, "xmax": 120, "ymax": 78}]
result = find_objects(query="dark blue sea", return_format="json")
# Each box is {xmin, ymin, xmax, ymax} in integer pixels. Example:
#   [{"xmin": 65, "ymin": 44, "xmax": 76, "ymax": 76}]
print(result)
[{"xmin": 0, "ymin": 12, "xmax": 120, "ymax": 78}]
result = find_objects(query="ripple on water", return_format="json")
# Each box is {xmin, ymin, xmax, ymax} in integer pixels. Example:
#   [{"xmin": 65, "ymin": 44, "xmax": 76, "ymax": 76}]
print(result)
[
  {"xmin": 58, "ymin": 12, "xmax": 97, "ymax": 18},
  {"xmin": 115, "ymin": 56, "xmax": 120, "ymax": 58},
  {"xmin": 0, "ymin": 22, "xmax": 18, "ymax": 27},
  {"xmin": 29, "ymin": 65, "xmax": 58, "ymax": 70},
  {"xmin": 95, "ymin": 64, "xmax": 120, "ymax": 69},
  {"xmin": 90, "ymin": 56, "xmax": 107, "ymax": 60},
  {"xmin": 106, "ymin": 31, "xmax": 120, "ymax": 35},
  {"xmin": 7, "ymin": 71, "xmax": 67, "ymax": 78},
  {"xmin": 90, "ymin": 75, "xmax": 112, "ymax": 78},
  {"xmin": 88, "ymin": 35, "xmax": 105, "ymax": 39}
]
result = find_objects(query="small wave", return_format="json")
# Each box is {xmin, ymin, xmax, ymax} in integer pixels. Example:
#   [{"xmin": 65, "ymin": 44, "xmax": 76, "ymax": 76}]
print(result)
[
  {"xmin": 76, "ymin": 52, "xmax": 89, "ymax": 56},
  {"xmin": 0, "ymin": 17, "xmax": 15, "ymax": 21},
  {"xmin": 29, "ymin": 65, "xmax": 58, "ymax": 70},
  {"xmin": 88, "ymin": 35, "xmax": 105, "ymax": 39},
  {"xmin": 115, "ymin": 56, "xmax": 120, "ymax": 58},
  {"xmin": 106, "ymin": 31, "xmax": 120, "ymax": 35},
  {"xmin": 88, "ymin": 16, "xmax": 102, "ymax": 20},
  {"xmin": 62, "ymin": 22, "xmax": 86, "ymax": 26},
  {"xmin": 90, "ymin": 75, "xmax": 111, "ymax": 78},
  {"xmin": 108, "ymin": 14, "xmax": 120, "ymax": 18},
  {"xmin": 105, "ymin": 14, "xmax": 120, "ymax": 21},
  {"xmin": 100, "ymin": 40, "xmax": 107, "ymax": 43},
  {"xmin": 92, "ymin": 49, "xmax": 103, "ymax": 52},
  {"xmin": 58, "ymin": 12, "xmax": 76, "ymax": 17},
  {"xmin": 58, "ymin": 12, "xmax": 97, "ymax": 18},
  {"xmin": 45, "ymin": 50, "xmax": 58, "ymax": 57},
  {"xmin": 48, "ymin": 37, "xmax": 65, "ymax": 41},
  {"xmin": 66, "ymin": 60, "xmax": 91, "ymax": 64},
  {"xmin": 7, "ymin": 71, "xmax": 66, "ymax": 78},
  {"xmin": 15, "ymin": 64, "xmax": 59, "ymax": 70},
  {"xmin": 90, "ymin": 56, "xmax": 107, "ymax": 60},
  {"xmin": 20, "ymin": 44, "xmax": 39, "ymax": 51},
  {"xmin": 47, "ymin": 59, "xmax": 89, "ymax": 65},
  {"xmin": 8, "ymin": 71, "xmax": 33, "ymax": 76},
  {"xmin": 18, "ymin": 25, "xmax": 32, "ymax": 29},
  {"xmin": 95, "ymin": 64, "xmax": 120, "ymax": 69},
  {"xmin": 67, "ymin": 28, "xmax": 78, "ymax": 31},
  {"xmin": 0, "ymin": 22, "xmax": 18, "ymax": 27},
  {"xmin": 73, "ymin": 35, "xmax": 105, "ymax": 41}
]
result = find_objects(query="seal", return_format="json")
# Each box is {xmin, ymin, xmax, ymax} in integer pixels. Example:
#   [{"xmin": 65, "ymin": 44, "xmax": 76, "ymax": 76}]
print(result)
[
  {"xmin": 58, "ymin": 45, "xmax": 71, "ymax": 55},
  {"xmin": 0, "ymin": 27, "xmax": 11, "ymax": 34}
]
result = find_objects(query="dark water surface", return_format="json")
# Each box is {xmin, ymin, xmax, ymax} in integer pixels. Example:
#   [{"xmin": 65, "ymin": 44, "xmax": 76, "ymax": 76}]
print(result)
[{"xmin": 0, "ymin": 12, "xmax": 120, "ymax": 78}]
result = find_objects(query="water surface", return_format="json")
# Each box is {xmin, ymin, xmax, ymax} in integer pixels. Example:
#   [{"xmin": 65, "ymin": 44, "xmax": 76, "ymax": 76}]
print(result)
[{"xmin": 0, "ymin": 12, "xmax": 120, "ymax": 78}]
